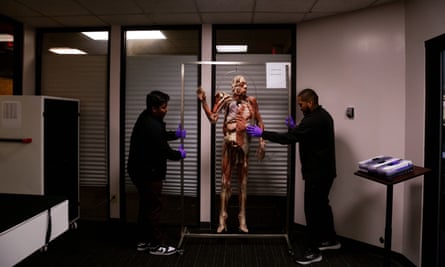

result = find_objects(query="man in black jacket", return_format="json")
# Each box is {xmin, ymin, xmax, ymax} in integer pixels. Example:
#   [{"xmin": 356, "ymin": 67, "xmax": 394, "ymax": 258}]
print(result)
[
  {"xmin": 246, "ymin": 88, "xmax": 340, "ymax": 265},
  {"xmin": 127, "ymin": 90, "xmax": 186, "ymax": 256}
]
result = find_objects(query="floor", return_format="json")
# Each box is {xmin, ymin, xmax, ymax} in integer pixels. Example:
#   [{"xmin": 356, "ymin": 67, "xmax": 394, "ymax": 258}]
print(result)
[{"xmin": 16, "ymin": 220, "xmax": 413, "ymax": 267}]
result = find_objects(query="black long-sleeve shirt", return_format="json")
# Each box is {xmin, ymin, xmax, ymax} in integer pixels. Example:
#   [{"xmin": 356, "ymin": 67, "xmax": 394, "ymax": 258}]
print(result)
[
  {"xmin": 127, "ymin": 109, "xmax": 181, "ymax": 181},
  {"xmin": 261, "ymin": 106, "xmax": 336, "ymax": 181}
]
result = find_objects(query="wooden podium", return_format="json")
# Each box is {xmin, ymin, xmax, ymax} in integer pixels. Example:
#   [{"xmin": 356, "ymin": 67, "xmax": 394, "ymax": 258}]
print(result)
[{"xmin": 354, "ymin": 166, "xmax": 430, "ymax": 267}]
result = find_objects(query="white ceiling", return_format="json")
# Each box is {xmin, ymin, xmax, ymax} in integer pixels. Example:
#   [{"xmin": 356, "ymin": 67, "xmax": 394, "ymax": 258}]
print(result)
[{"xmin": 0, "ymin": 0, "xmax": 399, "ymax": 28}]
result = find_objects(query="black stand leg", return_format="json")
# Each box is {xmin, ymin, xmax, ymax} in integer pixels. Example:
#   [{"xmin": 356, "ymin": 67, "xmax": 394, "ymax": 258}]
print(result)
[{"xmin": 384, "ymin": 185, "xmax": 393, "ymax": 267}]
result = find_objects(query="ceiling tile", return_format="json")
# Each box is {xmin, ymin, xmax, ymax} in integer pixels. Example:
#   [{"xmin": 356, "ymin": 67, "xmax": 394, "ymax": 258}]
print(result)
[
  {"xmin": 253, "ymin": 12, "xmax": 305, "ymax": 24},
  {"xmin": 312, "ymin": 0, "xmax": 375, "ymax": 12},
  {"xmin": 135, "ymin": 0, "xmax": 197, "ymax": 13},
  {"xmin": 16, "ymin": 16, "xmax": 64, "ymax": 28},
  {"xmin": 77, "ymin": 0, "xmax": 144, "ymax": 14},
  {"xmin": 52, "ymin": 15, "xmax": 108, "ymax": 27},
  {"xmin": 201, "ymin": 12, "xmax": 253, "ymax": 24},
  {"xmin": 151, "ymin": 13, "xmax": 201, "ymax": 25},
  {"xmin": 0, "ymin": 0, "xmax": 401, "ymax": 28},
  {"xmin": 255, "ymin": 0, "xmax": 316, "ymax": 12},
  {"xmin": 0, "ymin": 0, "xmax": 41, "ymax": 16},
  {"xmin": 18, "ymin": 0, "xmax": 90, "ymax": 16},
  {"xmin": 99, "ymin": 14, "xmax": 155, "ymax": 26},
  {"xmin": 303, "ymin": 12, "xmax": 338, "ymax": 21},
  {"xmin": 196, "ymin": 0, "xmax": 255, "ymax": 12}
]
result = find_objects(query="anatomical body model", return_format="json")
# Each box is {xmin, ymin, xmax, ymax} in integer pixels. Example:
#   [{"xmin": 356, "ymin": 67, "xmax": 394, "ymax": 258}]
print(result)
[{"xmin": 197, "ymin": 75, "xmax": 265, "ymax": 233}]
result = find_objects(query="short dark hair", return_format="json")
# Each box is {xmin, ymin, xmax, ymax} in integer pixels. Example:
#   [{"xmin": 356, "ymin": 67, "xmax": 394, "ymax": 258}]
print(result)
[
  {"xmin": 146, "ymin": 90, "xmax": 170, "ymax": 110},
  {"xmin": 298, "ymin": 88, "xmax": 319, "ymax": 105}
]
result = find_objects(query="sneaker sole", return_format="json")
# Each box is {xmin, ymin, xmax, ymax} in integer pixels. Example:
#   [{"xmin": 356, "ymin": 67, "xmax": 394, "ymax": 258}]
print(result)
[
  {"xmin": 295, "ymin": 255, "xmax": 322, "ymax": 265},
  {"xmin": 149, "ymin": 250, "xmax": 177, "ymax": 256},
  {"xmin": 318, "ymin": 243, "xmax": 341, "ymax": 251},
  {"xmin": 149, "ymin": 246, "xmax": 177, "ymax": 256}
]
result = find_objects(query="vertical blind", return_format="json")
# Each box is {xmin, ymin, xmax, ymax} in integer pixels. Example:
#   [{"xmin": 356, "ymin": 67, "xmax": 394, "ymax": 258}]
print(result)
[
  {"xmin": 124, "ymin": 55, "xmax": 199, "ymax": 196},
  {"xmin": 214, "ymin": 54, "xmax": 291, "ymax": 196},
  {"xmin": 41, "ymin": 55, "xmax": 108, "ymax": 187}
]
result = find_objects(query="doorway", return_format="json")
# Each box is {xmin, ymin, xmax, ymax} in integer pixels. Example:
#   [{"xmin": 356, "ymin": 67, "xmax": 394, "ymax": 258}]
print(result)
[{"xmin": 424, "ymin": 32, "xmax": 445, "ymax": 267}]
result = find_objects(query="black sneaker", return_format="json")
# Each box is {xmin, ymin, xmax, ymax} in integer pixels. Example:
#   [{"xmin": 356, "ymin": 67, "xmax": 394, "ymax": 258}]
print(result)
[
  {"xmin": 136, "ymin": 242, "xmax": 151, "ymax": 252},
  {"xmin": 318, "ymin": 240, "xmax": 341, "ymax": 251},
  {"xmin": 295, "ymin": 249, "xmax": 322, "ymax": 265},
  {"xmin": 149, "ymin": 245, "xmax": 177, "ymax": 256}
]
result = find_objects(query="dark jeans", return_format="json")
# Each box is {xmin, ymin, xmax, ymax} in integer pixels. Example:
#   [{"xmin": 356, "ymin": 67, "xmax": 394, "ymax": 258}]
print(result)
[
  {"xmin": 304, "ymin": 177, "xmax": 336, "ymax": 249},
  {"xmin": 134, "ymin": 179, "xmax": 163, "ymax": 245}
]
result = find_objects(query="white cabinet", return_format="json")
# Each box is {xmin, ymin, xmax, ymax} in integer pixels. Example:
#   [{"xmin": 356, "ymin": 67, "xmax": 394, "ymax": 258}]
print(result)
[{"xmin": 0, "ymin": 95, "xmax": 79, "ymax": 223}]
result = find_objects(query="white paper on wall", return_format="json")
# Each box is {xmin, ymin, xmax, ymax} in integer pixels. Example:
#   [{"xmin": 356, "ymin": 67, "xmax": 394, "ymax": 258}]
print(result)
[
  {"xmin": 1, "ymin": 101, "xmax": 22, "ymax": 128},
  {"xmin": 266, "ymin": 62, "xmax": 288, "ymax": 88}
]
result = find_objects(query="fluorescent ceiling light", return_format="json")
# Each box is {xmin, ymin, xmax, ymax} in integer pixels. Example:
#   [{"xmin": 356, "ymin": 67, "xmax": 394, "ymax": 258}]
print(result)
[
  {"xmin": 82, "ymin": 31, "xmax": 108, "ymax": 40},
  {"xmin": 0, "ymin": 34, "xmax": 13, "ymax": 42},
  {"xmin": 49, "ymin": 47, "xmax": 87, "ymax": 55},
  {"xmin": 126, "ymin": 30, "xmax": 166, "ymax": 40},
  {"xmin": 216, "ymin": 45, "xmax": 248, "ymax": 53}
]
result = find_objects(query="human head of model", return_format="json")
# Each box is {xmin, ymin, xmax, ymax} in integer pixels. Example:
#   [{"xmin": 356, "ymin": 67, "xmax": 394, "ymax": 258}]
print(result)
[
  {"xmin": 231, "ymin": 75, "xmax": 247, "ymax": 99},
  {"xmin": 146, "ymin": 90, "xmax": 170, "ymax": 120}
]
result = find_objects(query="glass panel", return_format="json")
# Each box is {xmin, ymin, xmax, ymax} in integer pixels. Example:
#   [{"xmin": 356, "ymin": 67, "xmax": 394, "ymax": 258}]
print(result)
[
  {"xmin": 40, "ymin": 30, "xmax": 109, "ymax": 220},
  {"xmin": 124, "ymin": 28, "xmax": 200, "ymax": 225},
  {"xmin": 215, "ymin": 27, "xmax": 293, "ymax": 54},
  {"xmin": 212, "ymin": 26, "xmax": 294, "ymax": 231},
  {"xmin": 0, "ymin": 16, "xmax": 19, "ymax": 95}
]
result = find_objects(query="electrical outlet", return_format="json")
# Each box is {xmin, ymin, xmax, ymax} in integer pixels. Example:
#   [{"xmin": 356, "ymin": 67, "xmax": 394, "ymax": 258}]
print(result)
[{"xmin": 346, "ymin": 106, "xmax": 354, "ymax": 119}]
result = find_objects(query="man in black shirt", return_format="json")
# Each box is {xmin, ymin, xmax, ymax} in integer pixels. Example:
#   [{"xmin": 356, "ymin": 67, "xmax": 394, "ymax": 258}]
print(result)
[
  {"xmin": 247, "ymin": 88, "xmax": 340, "ymax": 265},
  {"xmin": 127, "ymin": 90, "xmax": 186, "ymax": 255}
]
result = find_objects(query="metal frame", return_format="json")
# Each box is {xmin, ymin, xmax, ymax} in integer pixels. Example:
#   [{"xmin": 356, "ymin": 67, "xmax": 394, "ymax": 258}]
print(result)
[{"xmin": 177, "ymin": 61, "xmax": 293, "ymax": 252}]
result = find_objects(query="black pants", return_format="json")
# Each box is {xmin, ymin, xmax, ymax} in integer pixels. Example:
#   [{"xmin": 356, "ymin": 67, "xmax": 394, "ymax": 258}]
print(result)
[
  {"xmin": 304, "ymin": 177, "xmax": 336, "ymax": 249},
  {"xmin": 134, "ymin": 179, "xmax": 163, "ymax": 245}
]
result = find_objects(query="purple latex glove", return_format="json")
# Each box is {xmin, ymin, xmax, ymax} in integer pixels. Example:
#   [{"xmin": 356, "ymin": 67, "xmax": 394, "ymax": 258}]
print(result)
[
  {"xmin": 246, "ymin": 125, "xmax": 263, "ymax": 137},
  {"xmin": 175, "ymin": 123, "xmax": 186, "ymax": 139},
  {"xmin": 178, "ymin": 144, "xmax": 186, "ymax": 159},
  {"xmin": 285, "ymin": 115, "xmax": 296, "ymax": 129}
]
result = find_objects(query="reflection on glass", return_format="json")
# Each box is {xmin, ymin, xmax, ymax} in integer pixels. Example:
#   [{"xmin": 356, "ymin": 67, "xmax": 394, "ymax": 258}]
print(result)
[
  {"xmin": 0, "ymin": 19, "xmax": 15, "ymax": 95},
  {"xmin": 124, "ymin": 28, "xmax": 200, "ymax": 224},
  {"xmin": 40, "ymin": 30, "xmax": 109, "ymax": 220}
]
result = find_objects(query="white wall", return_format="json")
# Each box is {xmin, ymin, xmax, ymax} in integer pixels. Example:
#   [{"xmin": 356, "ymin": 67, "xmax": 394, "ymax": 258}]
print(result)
[{"xmin": 296, "ymin": 0, "xmax": 409, "ymax": 258}]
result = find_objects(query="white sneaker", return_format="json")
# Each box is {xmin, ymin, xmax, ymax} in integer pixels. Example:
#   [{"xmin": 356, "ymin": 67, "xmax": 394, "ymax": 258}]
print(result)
[{"xmin": 149, "ymin": 245, "xmax": 177, "ymax": 255}]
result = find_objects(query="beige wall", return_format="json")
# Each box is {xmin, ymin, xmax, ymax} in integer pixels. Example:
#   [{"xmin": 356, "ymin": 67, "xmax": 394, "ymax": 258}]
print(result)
[
  {"xmin": 296, "ymin": 0, "xmax": 408, "ymax": 260},
  {"xmin": 296, "ymin": 0, "xmax": 445, "ymax": 265}
]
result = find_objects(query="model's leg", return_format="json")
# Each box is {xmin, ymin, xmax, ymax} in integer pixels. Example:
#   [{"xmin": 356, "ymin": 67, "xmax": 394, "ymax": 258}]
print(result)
[
  {"xmin": 238, "ymin": 151, "xmax": 249, "ymax": 233},
  {"xmin": 218, "ymin": 144, "xmax": 232, "ymax": 233}
]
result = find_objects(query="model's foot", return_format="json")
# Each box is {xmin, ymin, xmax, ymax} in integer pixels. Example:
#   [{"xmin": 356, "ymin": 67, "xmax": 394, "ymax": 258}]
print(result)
[
  {"xmin": 216, "ymin": 224, "xmax": 227, "ymax": 233},
  {"xmin": 217, "ymin": 213, "xmax": 228, "ymax": 233},
  {"xmin": 238, "ymin": 214, "xmax": 249, "ymax": 233},
  {"xmin": 238, "ymin": 225, "xmax": 249, "ymax": 233}
]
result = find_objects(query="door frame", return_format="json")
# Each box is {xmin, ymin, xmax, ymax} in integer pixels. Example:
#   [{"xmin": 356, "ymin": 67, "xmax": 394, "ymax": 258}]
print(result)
[{"xmin": 424, "ymin": 32, "xmax": 445, "ymax": 267}]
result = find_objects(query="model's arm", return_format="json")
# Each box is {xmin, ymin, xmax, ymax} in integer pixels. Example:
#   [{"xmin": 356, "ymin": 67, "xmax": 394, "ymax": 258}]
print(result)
[
  {"xmin": 249, "ymin": 97, "xmax": 266, "ymax": 160},
  {"xmin": 197, "ymin": 87, "xmax": 219, "ymax": 123}
]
